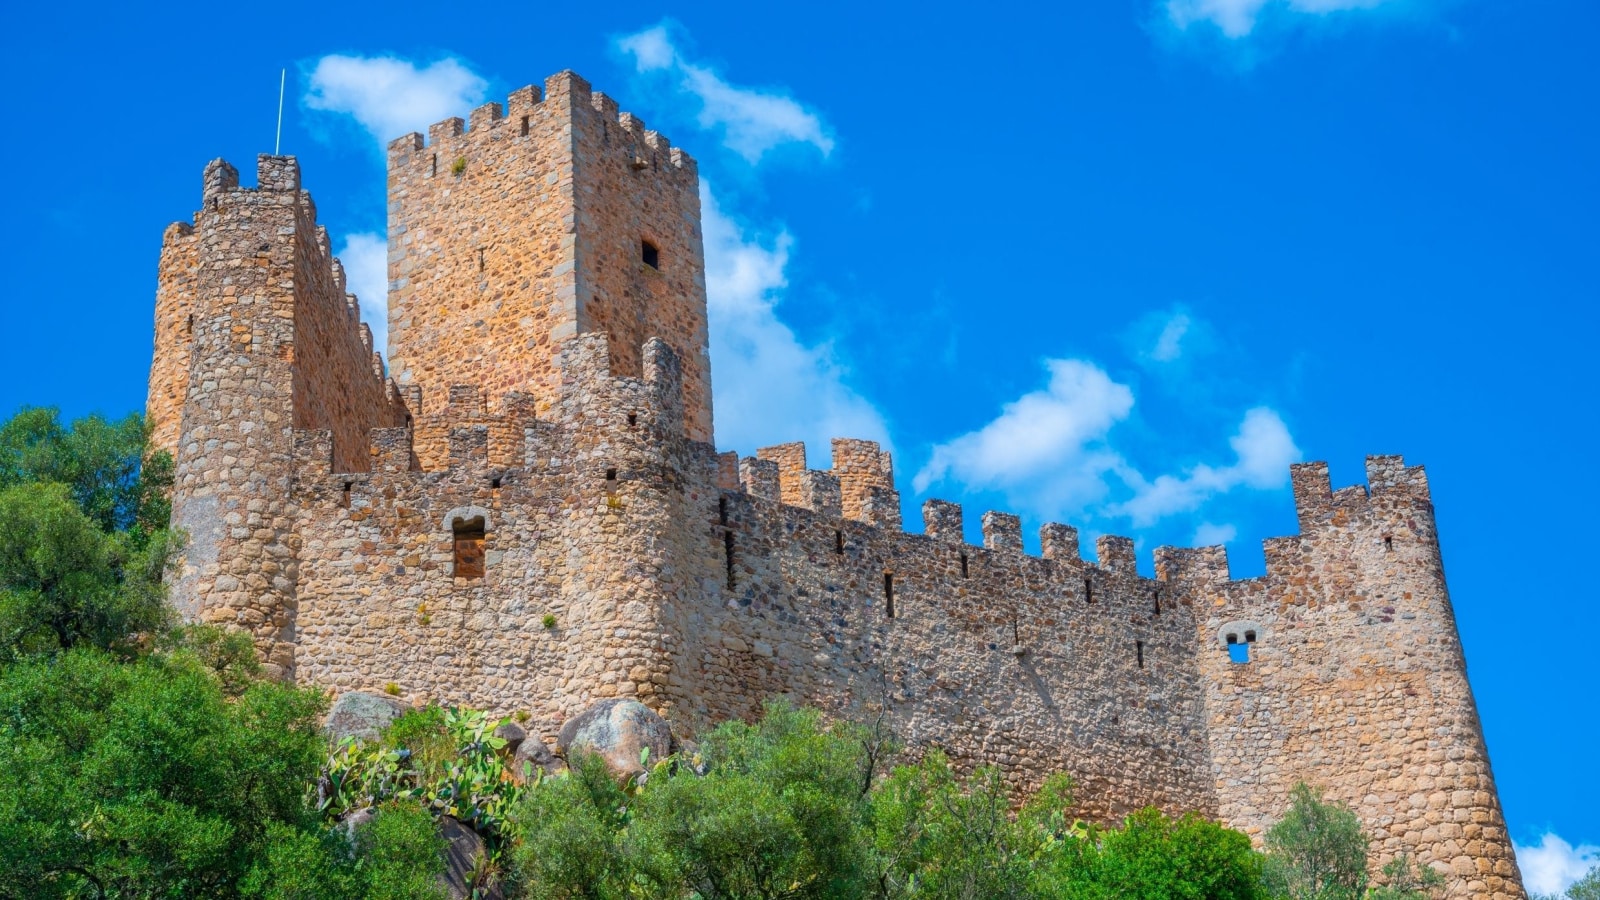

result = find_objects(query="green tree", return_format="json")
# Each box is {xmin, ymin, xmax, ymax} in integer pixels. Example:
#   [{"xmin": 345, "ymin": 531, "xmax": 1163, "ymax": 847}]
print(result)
[
  {"xmin": 1261, "ymin": 782, "xmax": 1371, "ymax": 900},
  {"xmin": 1079, "ymin": 807, "xmax": 1265, "ymax": 900},
  {"xmin": 0, "ymin": 646, "xmax": 328, "ymax": 897},
  {"xmin": 1365, "ymin": 853, "xmax": 1445, "ymax": 900},
  {"xmin": 0, "ymin": 408, "xmax": 176, "ymax": 659},
  {"xmin": 0, "ymin": 480, "xmax": 175, "ymax": 658},
  {"xmin": 0, "ymin": 407, "xmax": 172, "ymax": 540}
]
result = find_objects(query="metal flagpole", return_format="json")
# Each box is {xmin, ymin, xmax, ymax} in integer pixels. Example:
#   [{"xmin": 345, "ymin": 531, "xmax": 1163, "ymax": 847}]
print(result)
[{"xmin": 275, "ymin": 69, "xmax": 286, "ymax": 155}]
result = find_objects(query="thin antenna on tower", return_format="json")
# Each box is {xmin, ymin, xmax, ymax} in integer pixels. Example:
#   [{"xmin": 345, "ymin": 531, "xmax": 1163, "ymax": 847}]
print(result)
[{"xmin": 274, "ymin": 69, "xmax": 286, "ymax": 155}]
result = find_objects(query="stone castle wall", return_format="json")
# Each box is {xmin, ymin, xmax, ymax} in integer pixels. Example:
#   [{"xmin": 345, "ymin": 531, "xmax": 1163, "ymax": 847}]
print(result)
[
  {"xmin": 386, "ymin": 72, "xmax": 711, "ymax": 454},
  {"xmin": 1160, "ymin": 460, "xmax": 1523, "ymax": 898},
  {"xmin": 158, "ymin": 156, "xmax": 406, "ymax": 676},
  {"xmin": 288, "ymin": 331, "xmax": 1217, "ymax": 826},
  {"xmin": 149, "ymin": 69, "xmax": 1525, "ymax": 899}
]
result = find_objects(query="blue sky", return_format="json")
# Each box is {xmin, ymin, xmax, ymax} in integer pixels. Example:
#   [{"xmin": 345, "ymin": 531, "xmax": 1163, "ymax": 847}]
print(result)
[{"xmin": 2, "ymin": 0, "xmax": 1594, "ymax": 888}]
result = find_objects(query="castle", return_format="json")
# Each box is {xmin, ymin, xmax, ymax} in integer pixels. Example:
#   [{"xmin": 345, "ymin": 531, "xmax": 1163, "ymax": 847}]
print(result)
[{"xmin": 146, "ymin": 71, "xmax": 1526, "ymax": 898}]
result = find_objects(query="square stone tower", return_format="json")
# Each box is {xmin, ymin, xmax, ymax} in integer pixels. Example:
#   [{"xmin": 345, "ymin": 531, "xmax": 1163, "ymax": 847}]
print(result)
[{"xmin": 385, "ymin": 71, "xmax": 713, "ymax": 443}]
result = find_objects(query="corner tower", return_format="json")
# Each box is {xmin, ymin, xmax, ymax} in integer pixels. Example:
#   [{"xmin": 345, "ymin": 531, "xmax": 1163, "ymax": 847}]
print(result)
[{"xmin": 385, "ymin": 71, "xmax": 712, "ymax": 443}]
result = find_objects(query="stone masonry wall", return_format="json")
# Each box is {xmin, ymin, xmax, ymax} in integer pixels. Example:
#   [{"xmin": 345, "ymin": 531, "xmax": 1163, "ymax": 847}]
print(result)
[
  {"xmin": 385, "ymin": 71, "xmax": 711, "ymax": 450},
  {"xmin": 1159, "ymin": 459, "xmax": 1524, "ymax": 899},
  {"xmin": 289, "ymin": 331, "xmax": 1218, "ymax": 825},
  {"xmin": 163, "ymin": 155, "xmax": 405, "ymax": 678},
  {"xmin": 147, "ymin": 220, "xmax": 198, "ymax": 457}
]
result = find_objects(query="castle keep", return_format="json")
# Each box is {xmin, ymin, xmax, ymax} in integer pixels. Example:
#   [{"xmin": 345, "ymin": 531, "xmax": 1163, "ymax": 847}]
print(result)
[{"xmin": 146, "ymin": 71, "xmax": 1525, "ymax": 898}]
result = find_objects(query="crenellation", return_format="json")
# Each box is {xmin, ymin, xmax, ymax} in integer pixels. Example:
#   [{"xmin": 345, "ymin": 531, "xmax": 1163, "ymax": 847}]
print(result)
[
  {"xmin": 1041, "ymin": 523, "xmax": 1081, "ymax": 562},
  {"xmin": 1096, "ymin": 535, "xmax": 1138, "ymax": 575},
  {"xmin": 148, "ymin": 69, "xmax": 1523, "ymax": 900},
  {"xmin": 922, "ymin": 498, "xmax": 964, "ymax": 543},
  {"xmin": 468, "ymin": 100, "xmax": 503, "ymax": 132},
  {"xmin": 982, "ymin": 510, "xmax": 1023, "ymax": 552},
  {"xmin": 740, "ymin": 456, "xmax": 780, "ymax": 501}
]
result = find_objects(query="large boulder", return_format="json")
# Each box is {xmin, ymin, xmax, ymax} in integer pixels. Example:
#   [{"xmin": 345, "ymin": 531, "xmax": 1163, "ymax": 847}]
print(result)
[
  {"xmin": 439, "ymin": 816, "xmax": 502, "ymax": 899},
  {"xmin": 557, "ymin": 698, "xmax": 672, "ymax": 777},
  {"xmin": 323, "ymin": 691, "xmax": 406, "ymax": 744},
  {"xmin": 511, "ymin": 738, "xmax": 567, "ymax": 783}
]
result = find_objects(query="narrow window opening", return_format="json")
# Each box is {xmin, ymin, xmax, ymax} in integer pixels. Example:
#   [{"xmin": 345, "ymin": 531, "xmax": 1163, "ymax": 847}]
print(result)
[
  {"xmin": 478, "ymin": 248, "xmax": 485, "ymax": 272},
  {"xmin": 723, "ymin": 531, "xmax": 736, "ymax": 589},
  {"xmin": 431, "ymin": 153, "xmax": 438, "ymax": 177},
  {"xmin": 185, "ymin": 313, "xmax": 194, "ymax": 336},
  {"xmin": 1153, "ymin": 590, "xmax": 1162, "ymax": 616},
  {"xmin": 211, "ymin": 197, "xmax": 218, "ymax": 210},
  {"xmin": 1084, "ymin": 577, "xmax": 1094, "ymax": 604},
  {"xmin": 960, "ymin": 553, "xmax": 969, "ymax": 578},
  {"xmin": 340, "ymin": 480, "xmax": 353, "ymax": 509},
  {"xmin": 627, "ymin": 413, "xmax": 637, "ymax": 427},
  {"xmin": 1228, "ymin": 642, "xmax": 1251, "ymax": 665},
  {"xmin": 834, "ymin": 530, "xmax": 844, "ymax": 554},
  {"xmin": 884, "ymin": 573, "xmax": 895, "ymax": 619},
  {"xmin": 641, "ymin": 240, "xmax": 660, "ymax": 269},
  {"xmin": 1136, "ymin": 640, "xmax": 1145, "ymax": 669},
  {"xmin": 452, "ymin": 516, "xmax": 486, "ymax": 580},
  {"xmin": 1244, "ymin": 630, "xmax": 1257, "ymax": 644},
  {"xmin": 605, "ymin": 468, "xmax": 618, "ymax": 482},
  {"xmin": 718, "ymin": 497, "xmax": 729, "ymax": 526},
  {"xmin": 1226, "ymin": 632, "xmax": 1238, "ymax": 645},
  {"xmin": 490, "ymin": 476, "xmax": 502, "ymax": 490},
  {"xmin": 1383, "ymin": 535, "xmax": 1394, "ymax": 552},
  {"xmin": 519, "ymin": 115, "xmax": 529, "ymax": 137}
]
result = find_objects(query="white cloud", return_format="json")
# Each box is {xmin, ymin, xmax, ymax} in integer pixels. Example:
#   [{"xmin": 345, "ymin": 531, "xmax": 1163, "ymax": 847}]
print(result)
[
  {"xmin": 1166, "ymin": 0, "xmax": 1391, "ymax": 38},
  {"xmin": 1516, "ymin": 834, "xmax": 1599, "ymax": 896},
  {"xmin": 1194, "ymin": 522, "xmax": 1239, "ymax": 545},
  {"xmin": 337, "ymin": 232, "xmax": 388, "ymax": 356},
  {"xmin": 916, "ymin": 360, "xmax": 1298, "ymax": 529},
  {"xmin": 702, "ymin": 184, "xmax": 890, "ymax": 458},
  {"xmin": 1114, "ymin": 407, "xmax": 1300, "ymax": 526},
  {"xmin": 914, "ymin": 359, "xmax": 1134, "ymax": 514},
  {"xmin": 1152, "ymin": 312, "xmax": 1192, "ymax": 362},
  {"xmin": 305, "ymin": 54, "xmax": 488, "ymax": 148},
  {"xmin": 618, "ymin": 25, "xmax": 835, "ymax": 163}
]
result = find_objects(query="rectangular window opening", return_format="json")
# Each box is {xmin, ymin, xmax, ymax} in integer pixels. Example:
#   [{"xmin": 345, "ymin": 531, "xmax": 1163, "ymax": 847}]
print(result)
[
  {"xmin": 1153, "ymin": 590, "xmax": 1161, "ymax": 616},
  {"xmin": 641, "ymin": 240, "xmax": 660, "ymax": 269},
  {"xmin": 718, "ymin": 497, "xmax": 729, "ymax": 526},
  {"xmin": 1084, "ymin": 577, "xmax": 1094, "ymax": 604},
  {"xmin": 340, "ymin": 480, "xmax": 353, "ymax": 509},
  {"xmin": 1228, "ymin": 642, "xmax": 1251, "ymax": 665},
  {"xmin": 960, "ymin": 553, "xmax": 969, "ymax": 578},
  {"xmin": 627, "ymin": 413, "xmax": 638, "ymax": 427},
  {"xmin": 520, "ymin": 115, "xmax": 530, "ymax": 137},
  {"xmin": 723, "ymin": 531, "xmax": 736, "ymax": 589},
  {"xmin": 1136, "ymin": 640, "xmax": 1145, "ymax": 669},
  {"xmin": 835, "ymin": 530, "xmax": 844, "ymax": 554},
  {"xmin": 453, "ymin": 518, "xmax": 486, "ymax": 580},
  {"xmin": 884, "ymin": 573, "xmax": 895, "ymax": 619},
  {"xmin": 431, "ymin": 153, "xmax": 438, "ymax": 177},
  {"xmin": 1383, "ymin": 535, "xmax": 1394, "ymax": 552}
]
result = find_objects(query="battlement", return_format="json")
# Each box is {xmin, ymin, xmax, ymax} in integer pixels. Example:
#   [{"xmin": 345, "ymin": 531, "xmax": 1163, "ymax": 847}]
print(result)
[{"xmin": 385, "ymin": 71, "xmax": 696, "ymax": 174}]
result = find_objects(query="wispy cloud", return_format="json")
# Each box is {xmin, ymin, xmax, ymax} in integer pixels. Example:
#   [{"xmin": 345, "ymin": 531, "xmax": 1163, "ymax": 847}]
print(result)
[
  {"xmin": 915, "ymin": 356, "xmax": 1298, "ymax": 529},
  {"xmin": 337, "ymin": 233, "xmax": 388, "ymax": 355},
  {"xmin": 1152, "ymin": 311, "xmax": 1193, "ymax": 362},
  {"xmin": 1164, "ymin": 0, "xmax": 1393, "ymax": 38},
  {"xmin": 1113, "ymin": 407, "xmax": 1300, "ymax": 526},
  {"xmin": 702, "ymin": 185, "xmax": 890, "ymax": 457},
  {"xmin": 304, "ymin": 54, "xmax": 488, "ymax": 149},
  {"xmin": 914, "ymin": 358, "xmax": 1133, "ymax": 513},
  {"xmin": 1515, "ymin": 834, "xmax": 1599, "ymax": 896},
  {"xmin": 617, "ymin": 24, "xmax": 835, "ymax": 163},
  {"xmin": 1194, "ymin": 521, "xmax": 1239, "ymax": 545}
]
